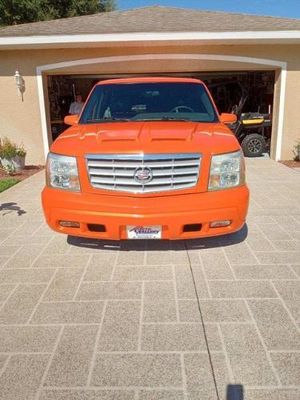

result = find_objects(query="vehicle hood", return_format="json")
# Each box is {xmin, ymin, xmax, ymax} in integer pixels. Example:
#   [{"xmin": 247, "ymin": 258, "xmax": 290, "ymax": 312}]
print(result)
[{"xmin": 50, "ymin": 121, "xmax": 240, "ymax": 157}]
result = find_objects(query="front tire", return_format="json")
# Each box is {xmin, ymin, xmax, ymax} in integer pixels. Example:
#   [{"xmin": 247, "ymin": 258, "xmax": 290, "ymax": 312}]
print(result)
[{"xmin": 241, "ymin": 134, "xmax": 266, "ymax": 157}]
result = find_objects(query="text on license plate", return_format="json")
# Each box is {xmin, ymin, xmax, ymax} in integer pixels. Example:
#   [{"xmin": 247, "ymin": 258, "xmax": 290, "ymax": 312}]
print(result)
[{"xmin": 126, "ymin": 225, "xmax": 162, "ymax": 239}]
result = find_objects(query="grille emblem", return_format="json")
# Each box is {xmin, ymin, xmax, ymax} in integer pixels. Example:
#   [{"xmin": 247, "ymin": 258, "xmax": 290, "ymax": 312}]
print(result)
[{"xmin": 134, "ymin": 167, "xmax": 153, "ymax": 183}]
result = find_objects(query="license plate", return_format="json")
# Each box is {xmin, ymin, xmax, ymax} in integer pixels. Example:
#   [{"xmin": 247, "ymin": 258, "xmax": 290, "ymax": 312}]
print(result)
[{"xmin": 127, "ymin": 225, "xmax": 162, "ymax": 239}]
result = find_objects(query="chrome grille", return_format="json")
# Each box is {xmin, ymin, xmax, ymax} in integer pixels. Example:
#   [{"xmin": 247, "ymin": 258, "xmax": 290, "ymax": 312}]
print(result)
[{"xmin": 86, "ymin": 153, "xmax": 201, "ymax": 193}]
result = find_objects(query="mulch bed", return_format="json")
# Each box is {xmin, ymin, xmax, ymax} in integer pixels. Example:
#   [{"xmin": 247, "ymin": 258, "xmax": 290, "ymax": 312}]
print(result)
[
  {"xmin": 0, "ymin": 165, "xmax": 44, "ymax": 181},
  {"xmin": 279, "ymin": 160, "xmax": 300, "ymax": 169}
]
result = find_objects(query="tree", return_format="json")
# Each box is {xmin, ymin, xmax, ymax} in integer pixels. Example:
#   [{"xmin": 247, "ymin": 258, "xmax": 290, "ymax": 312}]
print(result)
[
  {"xmin": 99, "ymin": 0, "xmax": 115, "ymax": 13},
  {"xmin": 0, "ymin": 0, "xmax": 116, "ymax": 26}
]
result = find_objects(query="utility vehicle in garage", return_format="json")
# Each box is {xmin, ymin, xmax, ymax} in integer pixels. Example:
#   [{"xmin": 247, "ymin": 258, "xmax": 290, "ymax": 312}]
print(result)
[{"xmin": 208, "ymin": 79, "xmax": 272, "ymax": 157}]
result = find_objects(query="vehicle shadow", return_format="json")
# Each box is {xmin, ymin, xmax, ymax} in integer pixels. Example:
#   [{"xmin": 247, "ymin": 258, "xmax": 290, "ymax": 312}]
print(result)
[
  {"xmin": 226, "ymin": 384, "xmax": 244, "ymax": 400},
  {"xmin": 67, "ymin": 223, "xmax": 248, "ymax": 251}
]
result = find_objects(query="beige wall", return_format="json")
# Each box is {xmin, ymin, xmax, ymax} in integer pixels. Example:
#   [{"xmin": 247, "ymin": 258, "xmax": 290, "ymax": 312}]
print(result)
[{"xmin": 0, "ymin": 43, "xmax": 300, "ymax": 164}]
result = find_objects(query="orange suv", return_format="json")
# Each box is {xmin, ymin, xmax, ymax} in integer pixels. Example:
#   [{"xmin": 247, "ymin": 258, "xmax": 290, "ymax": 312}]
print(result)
[{"xmin": 42, "ymin": 77, "xmax": 249, "ymax": 240}]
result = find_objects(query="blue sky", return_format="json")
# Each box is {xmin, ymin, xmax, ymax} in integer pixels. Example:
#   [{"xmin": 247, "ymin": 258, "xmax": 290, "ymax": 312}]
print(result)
[{"xmin": 118, "ymin": 0, "xmax": 300, "ymax": 19}]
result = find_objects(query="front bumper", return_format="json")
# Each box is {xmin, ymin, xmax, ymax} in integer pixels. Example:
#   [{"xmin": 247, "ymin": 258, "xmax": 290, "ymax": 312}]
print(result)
[{"xmin": 42, "ymin": 186, "xmax": 249, "ymax": 240}]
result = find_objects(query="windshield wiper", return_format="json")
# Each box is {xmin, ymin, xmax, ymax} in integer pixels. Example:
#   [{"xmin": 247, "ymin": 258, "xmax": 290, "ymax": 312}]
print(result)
[
  {"xmin": 133, "ymin": 117, "xmax": 191, "ymax": 122},
  {"xmin": 161, "ymin": 116, "xmax": 191, "ymax": 121},
  {"xmin": 86, "ymin": 118, "xmax": 131, "ymax": 123},
  {"xmin": 86, "ymin": 117, "xmax": 194, "ymax": 123}
]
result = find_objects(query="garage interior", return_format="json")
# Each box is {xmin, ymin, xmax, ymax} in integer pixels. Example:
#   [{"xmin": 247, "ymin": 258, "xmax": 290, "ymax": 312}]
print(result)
[{"xmin": 47, "ymin": 70, "xmax": 275, "ymax": 154}]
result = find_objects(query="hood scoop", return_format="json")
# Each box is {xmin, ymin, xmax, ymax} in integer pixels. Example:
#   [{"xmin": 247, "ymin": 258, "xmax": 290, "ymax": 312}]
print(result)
[
  {"xmin": 150, "ymin": 124, "xmax": 196, "ymax": 142},
  {"xmin": 97, "ymin": 130, "xmax": 138, "ymax": 142},
  {"xmin": 150, "ymin": 130, "xmax": 193, "ymax": 142}
]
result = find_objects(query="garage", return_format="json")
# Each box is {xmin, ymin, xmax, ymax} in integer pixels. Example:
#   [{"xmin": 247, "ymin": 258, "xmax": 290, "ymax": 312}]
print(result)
[
  {"xmin": 47, "ymin": 70, "xmax": 275, "ymax": 157},
  {"xmin": 1, "ymin": 6, "xmax": 300, "ymax": 164}
]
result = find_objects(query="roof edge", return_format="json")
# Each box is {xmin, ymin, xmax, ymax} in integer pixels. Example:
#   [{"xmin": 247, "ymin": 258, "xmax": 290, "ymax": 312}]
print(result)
[{"xmin": 1, "ymin": 30, "xmax": 300, "ymax": 48}]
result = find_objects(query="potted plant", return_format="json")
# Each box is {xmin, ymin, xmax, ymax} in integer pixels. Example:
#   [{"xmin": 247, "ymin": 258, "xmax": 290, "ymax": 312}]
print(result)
[{"xmin": 0, "ymin": 137, "xmax": 26, "ymax": 173}]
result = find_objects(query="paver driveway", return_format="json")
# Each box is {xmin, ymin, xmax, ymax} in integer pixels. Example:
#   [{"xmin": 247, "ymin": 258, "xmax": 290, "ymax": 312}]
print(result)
[{"xmin": 0, "ymin": 158, "xmax": 299, "ymax": 400}]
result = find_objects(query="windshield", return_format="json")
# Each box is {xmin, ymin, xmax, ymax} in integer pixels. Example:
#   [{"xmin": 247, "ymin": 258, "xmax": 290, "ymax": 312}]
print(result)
[{"xmin": 79, "ymin": 82, "xmax": 218, "ymax": 124}]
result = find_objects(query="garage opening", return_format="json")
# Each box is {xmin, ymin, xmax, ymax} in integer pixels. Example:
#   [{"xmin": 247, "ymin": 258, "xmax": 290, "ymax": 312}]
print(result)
[{"xmin": 46, "ymin": 70, "xmax": 275, "ymax": 156}]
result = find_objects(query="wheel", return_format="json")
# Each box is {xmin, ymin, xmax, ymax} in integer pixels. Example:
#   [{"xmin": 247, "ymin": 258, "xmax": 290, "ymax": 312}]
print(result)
[
  {"xmin": 241, "ymin": 134, "xmax": 266, "ymax": 157},
  {"xmin": 169, "ymin": 106, "xmax": 194, "ymax": 113}
]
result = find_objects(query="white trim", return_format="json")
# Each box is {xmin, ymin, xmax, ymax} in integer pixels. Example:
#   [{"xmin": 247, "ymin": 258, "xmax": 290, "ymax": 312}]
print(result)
[
  {"xmin": 3, "ymin": 30, "xmax": 300, "ymax": 47},
  {"xmin": 36, "ymin": 53, "xmax": 287, "ymax": 161},
  {"xmin": 276, "ymin": 67, "xmax": 287, "ymax": 161},
  {"xmin": 37, "ymin": 53, "xmax": 287, "ymax": 72},
  {"xmin": 36, "ymin": 71, "xmax": 50, "ymax": 161}
]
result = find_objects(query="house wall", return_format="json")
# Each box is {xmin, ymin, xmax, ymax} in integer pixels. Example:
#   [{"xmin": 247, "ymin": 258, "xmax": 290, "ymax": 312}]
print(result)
[{"xmin": 0, "ymin": 43, "xmax": 299, "ymax": 164}]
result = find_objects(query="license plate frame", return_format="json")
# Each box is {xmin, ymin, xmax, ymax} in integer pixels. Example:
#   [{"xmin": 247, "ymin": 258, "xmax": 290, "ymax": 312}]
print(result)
[{"xmin": 126, "ymin": 225, "xmax": 162, "ymax": 239}]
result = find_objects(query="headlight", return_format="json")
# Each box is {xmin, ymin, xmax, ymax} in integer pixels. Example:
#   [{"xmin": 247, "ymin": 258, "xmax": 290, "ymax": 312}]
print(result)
[
  {"xmin": 208, "ymin": 150, "xmax": 245, "ymax": 191},
  {"xmin": 46, "ymin": 153, "xmax": 80, "ymax": 191}
]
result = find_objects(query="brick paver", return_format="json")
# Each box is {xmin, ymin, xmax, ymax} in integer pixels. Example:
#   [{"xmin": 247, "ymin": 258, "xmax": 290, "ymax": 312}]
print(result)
[{"xmin": 0, "ymin": 158, "xmax": 299, "ymax": 399}]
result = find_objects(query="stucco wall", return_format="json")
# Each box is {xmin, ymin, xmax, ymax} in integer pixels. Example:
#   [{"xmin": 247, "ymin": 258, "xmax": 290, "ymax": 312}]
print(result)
[{"xmin": 0, "ymin": 43, "xmax": 299, "ymax": 164}]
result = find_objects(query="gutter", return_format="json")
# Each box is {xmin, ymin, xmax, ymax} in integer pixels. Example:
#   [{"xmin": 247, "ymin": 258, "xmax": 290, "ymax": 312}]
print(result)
[{"xmin": 1, "ymin": 30, "xmax": 300, "ymax": 48}]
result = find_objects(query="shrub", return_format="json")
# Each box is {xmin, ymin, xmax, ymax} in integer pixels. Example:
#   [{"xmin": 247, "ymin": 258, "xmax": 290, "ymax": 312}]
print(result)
[
  {"xmin": 294, "ymin": 140, "xmax": 300, "ymax": 161},
  {"xmin": 0, "ymin": 137, "xmax": 26, "ymax": 160}
]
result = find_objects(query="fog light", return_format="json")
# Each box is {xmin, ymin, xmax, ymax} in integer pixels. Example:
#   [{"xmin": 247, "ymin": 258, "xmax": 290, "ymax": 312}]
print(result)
[
  {"xmin": 210, "ymin": 220, "xmax": 231, "ymax": 228},
  {"xmin": 59, "ymin": 220, "xmax": 80, "ymax": 228}
]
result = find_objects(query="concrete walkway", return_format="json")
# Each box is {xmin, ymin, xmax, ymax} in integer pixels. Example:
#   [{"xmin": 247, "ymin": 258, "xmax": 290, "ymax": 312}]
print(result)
[{"xmin": 0, "ymin": 158, "xmax": 299, "ymax": 400}]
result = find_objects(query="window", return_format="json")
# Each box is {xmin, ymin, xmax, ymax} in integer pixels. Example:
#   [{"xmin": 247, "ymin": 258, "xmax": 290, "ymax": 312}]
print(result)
[{"xmin": 80, "ymin": 82, "xmax": 218, "ymax": 124}]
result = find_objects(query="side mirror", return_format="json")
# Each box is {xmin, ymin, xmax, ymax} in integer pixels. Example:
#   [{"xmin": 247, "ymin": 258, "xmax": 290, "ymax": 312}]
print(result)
[
  {"xmin": 220, "ymin": 113, "xmax": 237, "ymax": 125},
  {"xmin": 64, "ymin": 115, "xmax": 79, "ymax": 126}
]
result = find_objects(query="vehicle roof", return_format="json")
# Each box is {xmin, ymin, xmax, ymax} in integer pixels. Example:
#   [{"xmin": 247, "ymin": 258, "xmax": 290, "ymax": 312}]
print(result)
[{"xmin": 96, "ymin": 77, "xmax": 204, "ymax": 85}]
